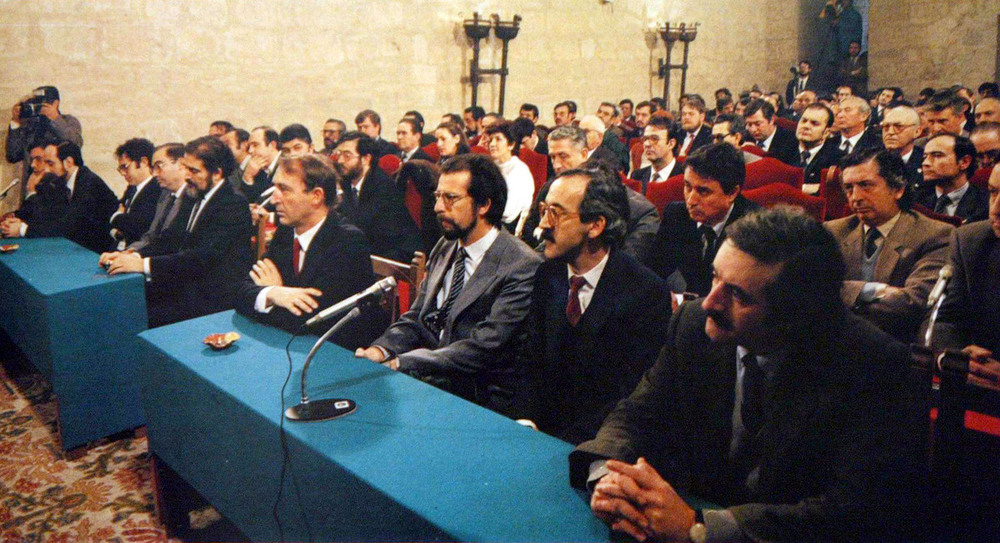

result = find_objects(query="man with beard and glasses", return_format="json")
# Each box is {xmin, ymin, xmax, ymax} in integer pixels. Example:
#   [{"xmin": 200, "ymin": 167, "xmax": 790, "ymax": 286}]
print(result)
[
  {"xmin": 333, "ymin": 131, "xmax": 421, "ymax": 262},
  {"xmin": 355, "ymin": 154, "xmax": 542, "ymax": 416},
  {"xmin": 521, "ymin": 163, "xmax": 670, "ymax": 444},
  {"xmin": 106, "ymin": 136, "xmax": 253, "ymax": 328}
]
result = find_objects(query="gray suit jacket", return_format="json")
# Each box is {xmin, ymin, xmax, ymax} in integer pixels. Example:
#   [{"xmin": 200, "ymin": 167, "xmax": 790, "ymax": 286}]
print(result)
[
  {"xmin": 932, "ymin": 221, "xmax": 1000, "ymax": 353},
  {"xmin": 127, "ymin": 189, "xmax": 187, "ymax": 252},
  {"xmin": 825, "ymin": 210, "xmax": 952, "ymax": 340},
  {"xmin": 373, "ymin": 229, "xmax": 542, "ymax": 415}
]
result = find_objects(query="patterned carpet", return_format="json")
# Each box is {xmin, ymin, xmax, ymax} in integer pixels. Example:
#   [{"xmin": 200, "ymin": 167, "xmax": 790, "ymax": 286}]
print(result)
[{"xmin": 0, "ymin": 356, "xmax": 176, "ymax": 542}]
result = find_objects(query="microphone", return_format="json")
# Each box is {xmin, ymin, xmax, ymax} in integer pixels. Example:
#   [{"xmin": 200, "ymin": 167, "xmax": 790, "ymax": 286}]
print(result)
[
  {"xmin": 304, "ymin": 276, "xmax": 396, "ymax": 327},
  {"xmin": 0, "ymin": 179, "xmax": 19, "ymax": 200},
  {"xmin": 926, "ymin": 265, "xmax": 954, "ymax": 309}
]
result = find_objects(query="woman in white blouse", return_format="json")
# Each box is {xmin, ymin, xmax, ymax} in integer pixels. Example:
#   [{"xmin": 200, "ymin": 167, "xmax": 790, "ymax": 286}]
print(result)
[{"xmin": 483, "ymin": 122, "xmax": 534, "ymax": 236}]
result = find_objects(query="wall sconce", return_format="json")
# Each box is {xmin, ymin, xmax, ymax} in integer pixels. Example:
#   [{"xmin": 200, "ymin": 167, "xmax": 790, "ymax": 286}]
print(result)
[
  {"xmin": 464, "ymin": 12, "xmax": 522, "ymax": 116},
  {"xmin": 656, "ymin": 22, "xmax": 699, "ymax": 104}
]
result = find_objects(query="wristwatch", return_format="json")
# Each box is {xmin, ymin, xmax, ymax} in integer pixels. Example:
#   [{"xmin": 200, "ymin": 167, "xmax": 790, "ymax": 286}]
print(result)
[{"xmin": 688, "ymin": 509, "xmax": 707, "ymax": 543}]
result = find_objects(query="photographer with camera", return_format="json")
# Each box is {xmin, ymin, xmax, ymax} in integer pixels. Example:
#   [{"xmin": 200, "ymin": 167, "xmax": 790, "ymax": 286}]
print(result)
[{"xmin": 6, "ymin": 86, "xmax": 83, "ymax": 182}]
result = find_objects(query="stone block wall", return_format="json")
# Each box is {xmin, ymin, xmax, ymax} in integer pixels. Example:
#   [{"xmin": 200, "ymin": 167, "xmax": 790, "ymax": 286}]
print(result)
[{"xmin": 0, "ymin": 0, "xmax": 800, "ymax": 209}]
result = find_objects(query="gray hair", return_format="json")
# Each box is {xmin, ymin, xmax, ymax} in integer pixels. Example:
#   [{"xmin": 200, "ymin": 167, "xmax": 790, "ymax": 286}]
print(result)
[
  {"xmin": 547, "ymin": 125, "xmax": 587, "ymax": 149},
  {"xmin": 840, "ymin": 96, "xmax": 871, "ymax": 119}
]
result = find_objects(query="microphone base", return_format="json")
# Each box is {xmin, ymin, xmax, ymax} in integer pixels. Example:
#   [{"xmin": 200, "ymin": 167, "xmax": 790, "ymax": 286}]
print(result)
[{"xmin": 285, "ymin": 399, "xmax": 357, "ymax": 422}]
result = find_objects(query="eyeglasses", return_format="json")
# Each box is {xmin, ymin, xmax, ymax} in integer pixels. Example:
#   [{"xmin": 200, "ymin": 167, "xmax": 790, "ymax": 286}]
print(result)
[
  {"xmin": 881, "ymin": 123, "xmax": 917, "ymax": 133},
  {"xmin": 433, "ymin": 191, "xmax": 471, "ymax": 208},
  {"xmin": 711, "ymin": 134, "xmax": 729, "ymax": 142},
  {"xmin": 539, "ymin": 203, "xmax": 580, "ymax": 223},
  {"xmin": 151, "ymin": 160, "xmax": 175, "ymax": 171},
  {"xmin": 116, "ymin": 161, "xmax": 135, "ymax": 173},
  {"xmin": 331, "ymin": 150, "xmax": 358, "ymax": 161}
]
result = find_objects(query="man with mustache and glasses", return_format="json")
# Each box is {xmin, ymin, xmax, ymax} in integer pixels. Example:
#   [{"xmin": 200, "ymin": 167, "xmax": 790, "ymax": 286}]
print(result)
[
  {"xmin": 570, "ymin": 207, "xmax": 924, "ymax": 543},
  {"xmin": 355, "ymin": 154, "xmax": 542, "ymax": 416},
  {"xmin": 825, "ymin": 148, "xmax": 952, "ymax": 341}
]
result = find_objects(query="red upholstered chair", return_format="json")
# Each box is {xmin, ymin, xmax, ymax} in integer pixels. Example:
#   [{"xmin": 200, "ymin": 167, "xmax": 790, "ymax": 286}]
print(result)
[
  {"xmin": 745, "ymin": 157, "xmax": 804, "ymax": 190},
  {"xmin": 645, "ymin": 174, "xmax": 686, "ymax": 215},
  {"xmin": 774, "ymin": 116, "xmax": 797, "ymax": 132},
  {"xmin": 630, "ymin": 140, "xmax": 644, "ymax": 173},
  {"xmin": 518, "ymin": 148, "xmax": 549, "ymax": 196},
  {"xmin": 378, "ymin": 154, "xmax": 402, "ymax": 177},
  {"xmin": 470, "ymin": 145, "xmax": 490, "ymax": 156},
  {"xmin": 422, "ymin": 143, "xmax": 440, "ymax": 163},
  {"xmin": 403, "ymin": 180, "xmax": 422, "ymax": 229},
  {"xmin": 970, "ymin": 167, "xmax": 992, "ymax": 192},
  {"xmin": 913, "ymin": 204, "xmax": 964, "ymax": 227},
  {"xmin": 622, "ymin": 177, "xmax": 642, "ymax": 194},
  {"xmin": 743, "ymin": 183, "xmax": 826, "ymax": 222},
  {"xmin": 821, "ymin": 166, "xmax": 851, "ymax": 220},
  {"xmin": 743, "ymin": 144, "xmax": 766, "ymax": 157}
]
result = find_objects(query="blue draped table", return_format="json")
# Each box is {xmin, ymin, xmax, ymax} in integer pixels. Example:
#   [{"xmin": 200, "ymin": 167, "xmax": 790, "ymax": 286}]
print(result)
[
  {"xmin": 0, "ymin": 237, "xmax": 147, "ymax": 450},
  {"xmin": 138, "ymin": 310, "xmax": 614, "ymax": 542}
]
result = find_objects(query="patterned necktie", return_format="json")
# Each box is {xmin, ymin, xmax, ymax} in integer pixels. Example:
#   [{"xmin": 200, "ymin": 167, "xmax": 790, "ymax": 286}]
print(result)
[
  {"xmin": 934, "ymin": 193, "xmax": 951, "ymax": 214},
  {"xmin": 864, "ymin": 228, "xmax": 882, "ymax": 259},
  {"xmin": 293, "ymin": 238, "xmax": 303, "ymax": 276},
  {"xmin": 439, "ymin": 248, "xmax": 467, "ymax": 322},
  {"xmin": 566, "ymin": 275, "xmax": 587, "ymax": 326}
]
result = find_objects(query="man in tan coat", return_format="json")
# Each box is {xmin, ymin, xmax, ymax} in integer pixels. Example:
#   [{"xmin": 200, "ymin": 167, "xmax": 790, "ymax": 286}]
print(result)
[{"xmin": 825, "ymin": 148, "xmax": 952, "ymax": 341}]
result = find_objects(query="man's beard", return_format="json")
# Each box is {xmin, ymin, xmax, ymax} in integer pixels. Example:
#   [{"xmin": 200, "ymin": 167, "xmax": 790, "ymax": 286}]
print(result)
[
  {"xmin": 439, "ymin": 213, "xmax": 477, "ymax": 241},
  {"xmin": 335, "ymin": 162, "xmax": 363, "ymax": 186},
  {"xmin": 185, "ymin": 180, "xmax": 209, "ymax": 199}
]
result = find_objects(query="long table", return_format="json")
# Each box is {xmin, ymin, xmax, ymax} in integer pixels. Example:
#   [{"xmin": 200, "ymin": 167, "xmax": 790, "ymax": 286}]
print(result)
[
  {"xmin": 0, "ymin": 237, "xmax": 147, "ymax": 450},
  {"xmin": 138, "ymin": 310, "xmax": 612, "ymax": 541}
]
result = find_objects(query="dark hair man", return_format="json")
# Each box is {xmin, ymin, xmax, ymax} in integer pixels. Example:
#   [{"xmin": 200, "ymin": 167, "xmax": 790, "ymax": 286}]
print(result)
[
  {"xmin": 744, "ymin": 99, "xmax": 800, "ymax": 165},
  {"xmin": 126, "ymin": 143, "xmax": 194, "ymax": 254},
  {"xmin": 278, "ymin": 123, "xmax": 314, "ymax": 157},
  {"xmin": 355, "ymin": 154, "xmax": 543, "ymax": 416},
  {"xmin": 519, "ymin": 103, "xmax": 539, "ymax": 124},
  {"xmin": 235, "ymin": 154, "xmax": 380, "ymax": 344},
  {"xmin": 209, "ymin": 120, "xmax": 233, "ymax": 137},
  {"xmin": 554, "ymin": 101, "xmax": 577, "ymax": 127},
  {"xmin": 916, "ymin": 134, "xmax": 988, "ymax": 222},
  {"xmin": 524, "ymin": 163, "xmax": 670, "ymax": 444},
  {"xmin": 109, "ymin": 138, "xmax": 161, "ymax": 248},
  {"xmin": 572, "ymin": 206, "xmax": 923, "ymax": 543},
  {"xmin": 677, "ymin": 96, "xmax": 711, "ymax": 158},
  {"xmin": 333, "ymin": 131, "xmax": 421, "ymax": 262},
  {"xmin": 320, "ymin": 118, "xmax": 347, "ymax": 154},
  {"xmin": 1, "ymin": 140, "xmax": 117, "ymax": 253},
  {"xmin": 6, "ymin": 86, "xmax": 83, "ymax": 185},
  {"xmin": 796, "ymin": 103, "xmax": 844, "ymax": 190},
  {"xmin": 926, "ymin": 90, "xmax": 970, "ymax": 138},
  {"xmin": 242, "ymin": 125, "xmax": 281, "ymax": 203},
  {"xmin": 107, "ymin": 136, "xmax": 253, "ymax": 328},
  {"xmin": 463, "ymin": 106, "xmax": 486, "ymax": 140},
  {"xmin": 396, "ymin": 118, "xmax": 432, "ymax": 163},
  {"xmin": 785, "ymin": 59, "xmax": 817, "ymax": 106},
  {"xmin": 710, "ymin": 114, "xmax": 762, "ymax": 165},
  {"xmin": 644, "ymin": 143, "xmax": 761, "ymax": 295},
  {"xmin": 632, "ymin": 117, "xmax": 683, "ymax": 194},
  {"xmin": 355, "ymin": 109, "xmax": 399, "ymax": 159},
  {"xmin": 825, "ymin": 148, "xmax": 952, "ymax": 340},
  {"xmin": 221, "ymin": 128, "xmax": 252, "ymax": 191}
]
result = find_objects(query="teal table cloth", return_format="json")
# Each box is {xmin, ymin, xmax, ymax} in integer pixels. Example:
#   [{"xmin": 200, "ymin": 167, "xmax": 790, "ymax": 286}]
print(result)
[
  {"xmin": 0, "ymin": 237, "xmax": 147, "ymax": 450},
  {"xmin": 138, "ymin": 310, "xmax": 612, "ymax": 542}
]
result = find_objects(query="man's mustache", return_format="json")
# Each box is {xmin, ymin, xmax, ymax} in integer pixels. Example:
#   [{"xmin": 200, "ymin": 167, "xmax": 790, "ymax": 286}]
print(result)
[
  {"xmin": 706, "ymin": 309, "xmax": 733, "ymax": 331},
  {"xmin": 540, "ymin": 228, "xmax": 555, "ymax": 243}
]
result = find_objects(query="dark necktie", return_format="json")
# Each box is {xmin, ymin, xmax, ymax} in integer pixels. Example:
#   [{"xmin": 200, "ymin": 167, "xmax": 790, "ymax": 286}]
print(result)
[
  {"xmin": 439, "ymin": 248, "xmax": 467, "ymax": 322},
  {"xmin": 293, "ymin": 238, "xmax": 303, "ymax": 276},
  {"xmin": 934, "ymin": 193, "xmax": 951, "ymax": 214},
  {"xmin": 741, "ymin": 352, "xmax": 765, "ymax": 439},
  {"xmin": 700, "ymin": 224, "xmax": 718, "ymax": 261},
  {"xmin": 800, "ymin": 150, "xmax": 811, "ymax": 168},
  {"xmin": 186, "ymin": 200, "xmax": 202, "ymax": 233},
  {"xmin": 566, "ymin": 275, "xmax": 587, "ymax": 327},
  {"xmin": 123, "ymin": 186, "xmax": 136, "ymax": 211},
  {"xmin": 864, "ymin": 228, "xmax": 882, "ymax": 259},
  {"xmin": 151, "ymin": 193, "xmax": 176, "ymax": 233}
]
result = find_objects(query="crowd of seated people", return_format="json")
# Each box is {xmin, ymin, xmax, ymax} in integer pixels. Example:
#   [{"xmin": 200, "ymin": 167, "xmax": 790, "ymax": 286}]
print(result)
[{"xmin": 5, "ymin": 75, "xmax": 1000, "ymax": 541}]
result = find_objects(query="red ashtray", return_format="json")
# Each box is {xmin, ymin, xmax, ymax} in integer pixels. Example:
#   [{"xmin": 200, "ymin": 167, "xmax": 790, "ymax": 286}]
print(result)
[
  {"xmin": 203, "ymin": 332, "xmax": 240, "ymax": 350},
  {"xmin": 0, "ymin": 244, "xmax": 19, "ymax": 253}
]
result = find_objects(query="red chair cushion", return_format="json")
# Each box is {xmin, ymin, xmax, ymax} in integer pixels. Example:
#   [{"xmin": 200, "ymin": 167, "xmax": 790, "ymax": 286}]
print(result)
[
  {"xmin": 745, "ymin": 157, "xmax": 804, "ymax": 190},
  {"xmin": 422, "ymin": 143, "xmax": 440, "ymax": 163},
  {"xmin": 378, "ymin": 154, "xmax": 402, "ymax": 177},
  {"xmin": 774, "ymin": 117, "xmax": 797, "ymax": 132},
  {"xmin": 970, "ymin": 167, "xmax": 992, "ymax": 192},
  {"xmin": 912, "ymin": 203, "xmax": 964, "ymax": 227},
  {"xmin": 645, "ymin": 174, "xmax": 686, "ymax": 215},
  {"xmin": 743, "ymin": 183, "xmax": 826, "ymax": 222},
  {"xmin": 519, "ymin": 148, "xmax": 549, "ymax": 196},
  {"xmin": 403, "ymin": 181, "xmax": 422, "ymax": 229}
]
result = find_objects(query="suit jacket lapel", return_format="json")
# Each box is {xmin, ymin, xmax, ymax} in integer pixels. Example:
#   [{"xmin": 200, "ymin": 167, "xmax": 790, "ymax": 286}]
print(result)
[
  {"xmin": 840, "ymin": 218, "xmax": 865, "ymax": 278},
  {"xmin": 423, "ymin": 241, "xmax": 457, "ymax": 316},
  {"xmin": 296, "ymin": 217, "xmax": 336, "ymax": 283},
  {"xmin": 576, "ymin": 252, "xmax": 621, "ymax": 333},
  {"xmin": 450, "ymin": 235, "xmax": 504, "ymax": 320},
  {"xmin": 874, "ymin": 213, "xmax": 910, "ymax": 280}
]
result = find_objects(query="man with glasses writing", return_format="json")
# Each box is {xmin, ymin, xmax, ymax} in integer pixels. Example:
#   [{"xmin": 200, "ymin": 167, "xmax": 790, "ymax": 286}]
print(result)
[{"xmin": 355, "ymin": 154, "xmax": 542, "ymax": 417}]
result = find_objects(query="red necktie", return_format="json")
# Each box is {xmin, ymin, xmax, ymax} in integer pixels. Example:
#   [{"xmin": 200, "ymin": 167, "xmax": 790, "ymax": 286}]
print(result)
[
  {"xmin": 566, "ymin": 275, "xmax": 587, "ymax": 326},
  {"xmin": 293, "ymin": 238, "xmax": 302, "ymax": 276},
  {"xmin": 681, "ymin": 133, "xmax": 694, "ymax": 156}
]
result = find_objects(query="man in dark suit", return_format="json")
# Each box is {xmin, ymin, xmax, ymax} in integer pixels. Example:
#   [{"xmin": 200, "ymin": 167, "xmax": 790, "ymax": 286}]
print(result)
[
  {"xmin": 915, "ymin": 134, "xmax": 988, "ymax": 222},
  {"xmin": 6, "ymin": 86, "xmax": 83, "ymax": 185},
  {"xmin": 933, "ymin": 165, "xmax": 1000, "ymax": 372},
  {"xmin": 832, "ymin": 96, "xmax": 883, "ymax": 155},
  {"xmin": 235, "ymin": 154, "xmax": 380, "ymax": 348},
  {"xmin": 334, "ymin": 131, "xmax": 421, "ymax": 262},
  {"xmin": 524, "ymin": 163, "xmax": 670, "ymax": 444},
  {"xmin": 881, "ymin": 106, "xmax": 924, "ymax": 187},
  {"xmin": 355, "ymin": 109, "xmax": 398, "ymax": 160},
  {"xmin": 107, "ymin": 136, "xmax": 253, "ymax": 328},
  {"xmin": 631, "ymin": 116, "xmax": 683, "ymax": 195},
  {"xmin": 1, "ymin": 141, "xmax": 117, "ymax": 253},
  {"xmin": 744, "ymin": 99, "xmax": 799, "ymax": 166},
  {"xmin": 644, "ymin": 143, "xmax": 761, "ymax": 295},
  {"xmin": 396, "ymin": 118, "xmax": 433, "ymax": 163},
  {"xmin": 221, "ymin": 127, "xmax": 252, "ymax": 197},
  {"xmin": 677, "ymin": 96, "xmax": 712, "ymax": 158},
  {"xmin": 242, "ymin": 126, "xmax": 281, "ymax": 203},
  {"xmin": 825, "ymin": 149, "xmax": 952, "ymax": 341},
  {"xmin": 784, "ymin": 60, "xmax": 819, "ymax": 106},
  {"xmin": 572, "ymin": 207, "xmax": 923, "ymax": 543},
  {"xmin": 109, "ymin": 138, "xmax": 161, "ymax": 249},
  {"xmin": 796, "ymin": 103, "xmax": 844, "ymax": 190},
  {"xmin": 277, "ymin": 123, "xmax": 315, "ymax": 157},
  {"xmin": 356, "ymin": 154, "xmax": 543, "ymax": 417},
  {"xmin": 9, "ymin": 142, "xmax": 55, "ymax": 225}
]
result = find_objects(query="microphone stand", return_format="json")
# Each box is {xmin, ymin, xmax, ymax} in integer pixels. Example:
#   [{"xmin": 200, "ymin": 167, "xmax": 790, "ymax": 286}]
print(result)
[{"xmin": 285, "ymin": 306, "xmax": 362, "ymax": 422}]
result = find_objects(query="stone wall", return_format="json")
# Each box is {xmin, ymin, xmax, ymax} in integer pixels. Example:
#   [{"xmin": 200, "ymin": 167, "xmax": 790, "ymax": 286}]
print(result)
[
  {"xmin": 0, "ymin": 0, "xmax": 800, "ymax": 210},
  {"xmin": 869, "ymin": 0, "xmax": 1000, "ymax": 97}
]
